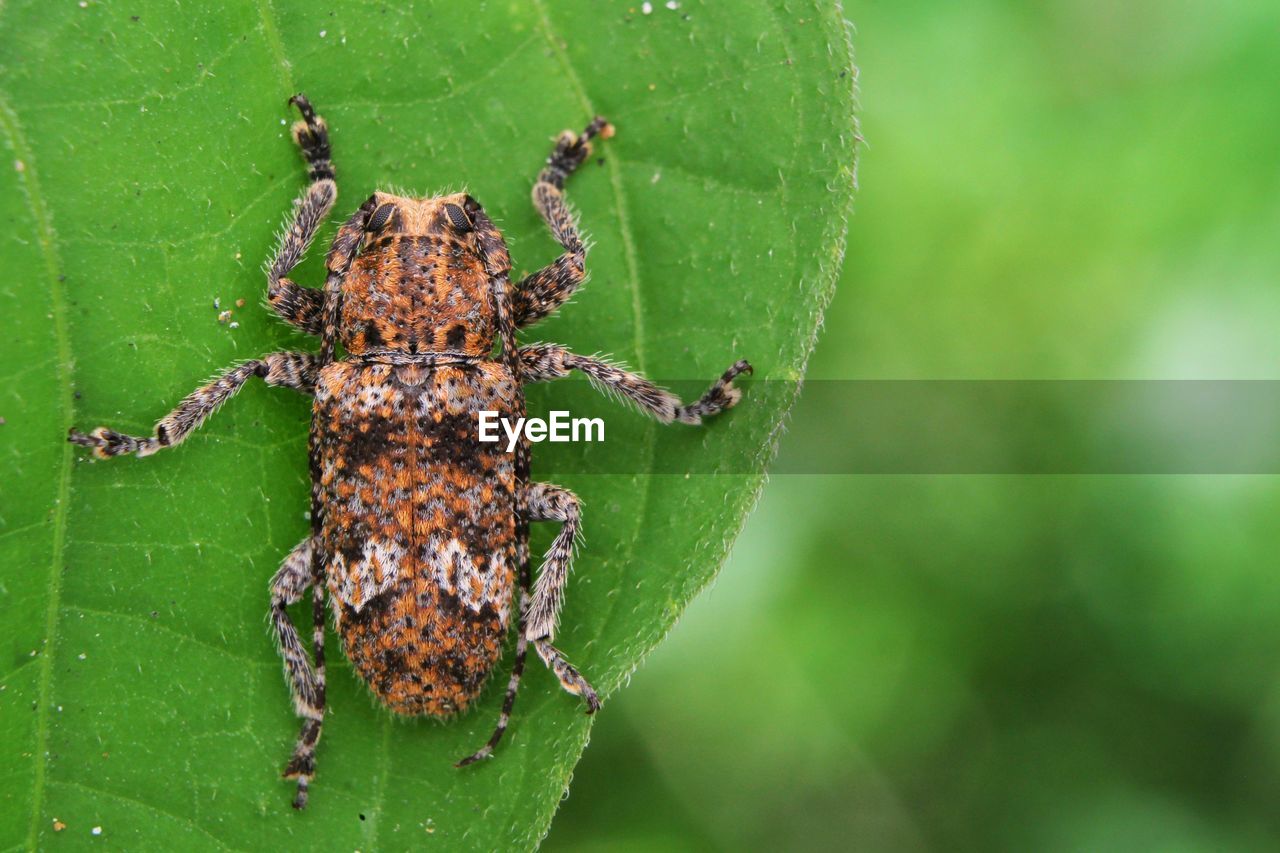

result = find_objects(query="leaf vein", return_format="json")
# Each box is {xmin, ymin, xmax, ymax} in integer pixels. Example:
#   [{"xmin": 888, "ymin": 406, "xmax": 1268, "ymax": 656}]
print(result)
[
  {"xmin": 321, "ymin": 33, "xmax": 540, "ymax": 113},
  {"xmin": 50, "ymin": 780, "xmax": 243, "ymax": 852},
  {"xmin": 528, "ymin": 0, "xmax": 658, "ymax": 700},
  {"xmin": 0, "ymin": 88, "xmax": 75, "ymax": 853},
  {"xmin": 255, "ymin": 0, "xmax": 297, "ymax": 97},
  {"xmin": 66, "ymin": 604, "xmax": 275, "ymax": 670}
]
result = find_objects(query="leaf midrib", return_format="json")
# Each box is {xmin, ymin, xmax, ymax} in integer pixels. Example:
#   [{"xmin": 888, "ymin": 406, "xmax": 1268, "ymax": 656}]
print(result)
[
  {"xmin": 530, "ymin": 0, "xmax": 647, "ymax": 372},
  {"xmin": 528, "ymin": 0, "xmax": 658, "ymax": 689},
  {"xmin": 0, "ymin": 91, "xmax": 76, "ymax": 853},
  {"xmin": 513, "ymin": 5, "xmax": 662, "ymax": 842}
]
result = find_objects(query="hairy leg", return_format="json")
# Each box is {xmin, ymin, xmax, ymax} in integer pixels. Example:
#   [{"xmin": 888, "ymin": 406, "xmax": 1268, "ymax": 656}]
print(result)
[
  {"xmin": 533, "ymin": 638, "xmax": 599, "ymax": 713},
  {"xmin": 518, "ymin": 343, "xmax": 751, "ymax": 425},
  {"xmin": 280, "ymin": 539, "xmax": 328, "ymax": 809},
  {"xmin": 456, "ymin": 481, "xmax": 595, "ymax": 766},
  {"xmin": 512, "ymin": 117, "xmax": 613, "ymax": 328},
  {"xmin": 454, "ymin": 628, "xmax": 530, "ymax": 768},
  {"xmin": 67, "ymin": 352, "xmax": 318, "ymax": 458},
  {"xmin": 268, "ymin": 280, "xmax": 324, "ymax": 337},
  {"xmin": 523, "ymin": 482, "xmax": 598, "ymax": 711},
  {"xmin": 522, "ymin": 482, "xmax": 582, "ymax": 642},
  {"xmin": 270, "ymin": 537, "xmax": 323, "ymax": 722},
  {"xmin": 266, "ymin": 94, "xmax": 336, "ymax": 335}
]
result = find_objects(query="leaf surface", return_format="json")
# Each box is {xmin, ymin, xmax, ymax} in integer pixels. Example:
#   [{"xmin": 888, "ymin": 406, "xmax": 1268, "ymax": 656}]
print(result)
[{"xmin": 0, "ymin": 1, "xmax": 856, "ymax": 849}]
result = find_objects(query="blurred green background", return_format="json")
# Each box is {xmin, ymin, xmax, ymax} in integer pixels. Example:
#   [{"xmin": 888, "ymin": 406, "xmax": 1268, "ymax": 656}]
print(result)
[{"xmin": 547, "ymin": 1, "xmax": 1280, "ymax": 850}]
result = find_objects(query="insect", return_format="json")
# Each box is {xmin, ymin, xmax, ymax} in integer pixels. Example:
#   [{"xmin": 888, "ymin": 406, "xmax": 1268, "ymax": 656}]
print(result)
[{"xmin": 68, "ymin": 95, "xmax": 751, "ymax": 809}]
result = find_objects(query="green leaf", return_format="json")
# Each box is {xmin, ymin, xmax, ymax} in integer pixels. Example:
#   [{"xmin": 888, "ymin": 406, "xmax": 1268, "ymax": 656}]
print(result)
[{"xmin": 0, "ymin": 0, "xmax": 855, "ymax": 848}]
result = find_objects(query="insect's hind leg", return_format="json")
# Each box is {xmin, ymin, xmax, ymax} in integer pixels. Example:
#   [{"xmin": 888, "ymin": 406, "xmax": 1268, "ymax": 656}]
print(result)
[
  {"xmin": 523, "ymin": 483, "xmax": 582, "ymax": 641},
  {"xmin": 270, "ymin": 537, "xmax": 324, "ymax": 724},
  {"xmin": 455, "ymin": 630, "xmax": 530, "ymax": 768},
  {"xmin": 524, "ymin": 483, "xmax": 599, "ymax": 711},
  {"xmin": 533, "ymin": 639, "xmax": 599, "ymax": 713},
  {"xmin": 266, "ymin": 94, "xmax": 336, "ymax": 336},
  {"xmin": 455, "ymin": 480, "xmax": 598, "ymax": 767},
  {"xmin": 280, "ymin": 541, "xmax": 328, "ymax": 809}
]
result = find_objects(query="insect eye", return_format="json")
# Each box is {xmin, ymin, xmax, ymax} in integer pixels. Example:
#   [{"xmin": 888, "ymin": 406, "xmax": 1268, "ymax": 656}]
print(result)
[
  {"xmin": 444, "ymin": 203, "xmax": 473, "ymax": 233},
  {"xmin": 366, "ymin": 203, "xmax": 396, "ymax": 233}
]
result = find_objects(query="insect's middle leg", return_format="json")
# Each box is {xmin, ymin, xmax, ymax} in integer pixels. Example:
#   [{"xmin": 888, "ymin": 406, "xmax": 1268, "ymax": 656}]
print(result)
[
  {"xmin": 523, "ymin": 482, "xmax": 600, "ymax": 713},
  {"xmin": 512, "ymin": 117, "xmax": 613, "ymax": 328},
  {"xmin": 519, "ymin": 343, "xmax": 752, "ymax": 425},
  {"xmin": 68, "ymin": 352, "xmax": 318, "ymax": 458},
  {"xmin": 266, "ymin": 95, "xmax": 335, "ymax": 336}
]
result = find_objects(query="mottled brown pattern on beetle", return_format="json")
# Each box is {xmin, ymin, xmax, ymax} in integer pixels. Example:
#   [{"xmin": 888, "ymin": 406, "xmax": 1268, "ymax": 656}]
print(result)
[
  {"xmin": 65, "ymin": 97, "xmax": 751, "ymax": 808},
  {"xmin": 313, "ymin": 359, "xmax": 519, "ymax": 714},
  {"xmin": 340, "ymin": 193, "xmax": 496, "ymax": 358}
]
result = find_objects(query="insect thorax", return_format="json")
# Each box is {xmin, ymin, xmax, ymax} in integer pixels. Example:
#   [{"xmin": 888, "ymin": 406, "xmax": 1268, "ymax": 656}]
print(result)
[{"xmin": 339, "ymin": 193, "xmax": 502, "ymax": 357}]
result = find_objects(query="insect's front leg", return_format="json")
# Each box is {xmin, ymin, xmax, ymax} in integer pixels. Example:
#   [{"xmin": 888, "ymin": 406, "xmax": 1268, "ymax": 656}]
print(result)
[
  {"xmin": 518, "ymin": 343, "xmax": 752, "ymax": 425},
  {"xmin": 266, "ymin": 94, "xmax": 336, "ymax": 336},
  {"xmin": 512, "ymin": 117, "xmax": 614, "ymax": 328},
  {"xmin": 523, "ymin": 482, "xmax": 599, "ymax": 713},
  {"xmin": 67, "ymin": 352, "xmax": 318, "ymax": 458}
]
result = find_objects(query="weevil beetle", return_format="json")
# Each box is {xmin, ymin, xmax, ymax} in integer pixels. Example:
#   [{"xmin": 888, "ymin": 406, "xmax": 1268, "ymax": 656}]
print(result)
[{"xmin": 68, "ymin": 95, "xmax": 751, "ymax": 808}]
